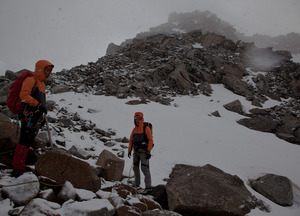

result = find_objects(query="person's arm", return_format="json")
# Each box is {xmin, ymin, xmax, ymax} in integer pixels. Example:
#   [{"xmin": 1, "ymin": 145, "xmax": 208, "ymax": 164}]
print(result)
[
  {"xmin": 128, "ymin": 130, "xmax": 134, "ymax": 153},
  {"xmin": 145, "ymin": 127, "xmax": 153, "ymax": 152},
  {"xmin": 19, "ymin": 77, "xmax": 39, "ymax": 107}
]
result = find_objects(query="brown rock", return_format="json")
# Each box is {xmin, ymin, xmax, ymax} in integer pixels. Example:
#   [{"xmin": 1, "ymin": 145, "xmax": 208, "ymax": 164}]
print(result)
[
  {"xmin": 116, "ymin": 205, "xmax": 141, "ymax": 216},
  {"xmin": 0, "ymin": 113, "xmax": 19, "ymax": 166},
  {"xmin": 96, "ymin": 149, "xmax": 125, "ymax": 181},
  {"xmin": 35, "ymin": 148, "xmax": 101, "ymax": 192}
]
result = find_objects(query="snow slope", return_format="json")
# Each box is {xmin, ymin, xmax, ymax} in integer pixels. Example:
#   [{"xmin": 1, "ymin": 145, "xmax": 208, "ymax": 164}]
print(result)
[
  {"xmin": 46, "ymin": 84, "xmax": 300, "ymax": 216},
  {"xmin": 1, "ymin": 84, "xmax": 299, "ymax": 215}
]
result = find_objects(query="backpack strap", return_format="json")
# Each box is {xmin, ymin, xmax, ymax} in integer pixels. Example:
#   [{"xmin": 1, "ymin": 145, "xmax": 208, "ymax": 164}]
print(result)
[
  {"xmin": 143, "ymin": 123, "xmax": 149, "ymax": 144},
  {"xmin": 31, "ymin": 76, "xmax": 38, "ymax": 95}
]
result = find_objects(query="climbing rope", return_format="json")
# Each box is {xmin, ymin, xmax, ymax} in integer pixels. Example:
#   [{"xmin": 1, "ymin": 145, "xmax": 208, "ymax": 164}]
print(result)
[
  {"xmin": 0, "ymin": 179, "xmax": 63, "ymax": 188},
  {"xmin": 0, "ymin": 180, "xmax": 39, "ymax": 188},
  {"xmin": 0, "ymin": 149, "xmax": 15, "ymax": 155}
]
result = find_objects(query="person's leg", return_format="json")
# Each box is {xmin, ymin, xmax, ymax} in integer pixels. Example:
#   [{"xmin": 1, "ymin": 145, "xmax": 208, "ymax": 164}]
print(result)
[
  {"xmin": 12, "ymin": 122, "xmax": 36, "ymax": 171},
  {"xmin": 140, "ymin": 153, "xmax": 151, "ymax": 189},
  {"xmin": 12, "ymin": 144, "xmax": 28, "ymax": 171},
  {"xmin": 132, "ymin": 151, "xmax": 141, "ymax": 187}
]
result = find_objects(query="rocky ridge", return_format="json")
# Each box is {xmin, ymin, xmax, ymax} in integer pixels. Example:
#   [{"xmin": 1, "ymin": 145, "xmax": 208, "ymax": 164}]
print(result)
[
  {"xmin": 0, "ymin": 29, "xmax": 299, "ymax": 143},
  {"xmin": 54, "ymin": 30, "xmax": 300, "ymax": 145},
  {"xmin": 137, "ymin": 10, "xmax": 300, "ymax": 55}
]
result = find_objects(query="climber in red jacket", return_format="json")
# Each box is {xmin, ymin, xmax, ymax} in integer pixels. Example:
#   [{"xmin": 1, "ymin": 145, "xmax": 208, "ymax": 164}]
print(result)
[{"xmin": 12, "ymin": 60, "xmax": 54, "ymax": 176}]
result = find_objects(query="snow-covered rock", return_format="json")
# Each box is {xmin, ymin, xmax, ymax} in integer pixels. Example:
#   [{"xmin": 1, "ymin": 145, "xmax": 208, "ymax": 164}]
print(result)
[
  {"xmin": 57, "ymin": 181, "xmax": 76, "ymax": 204},
  {"xmin": 1, "ymin": 172, "xmax": 40, "ymax": 206},
  {"xmin": 19, "ymin": 198, "xmax": 61, "ymax": 216},
  {"xmin": 60, "ymin": 199, "xmax": 115, "ymax": 216}
]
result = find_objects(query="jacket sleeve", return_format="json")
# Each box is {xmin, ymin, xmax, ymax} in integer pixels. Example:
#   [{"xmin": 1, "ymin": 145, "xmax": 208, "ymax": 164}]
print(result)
[
  {"xmin": 19, "ymin": 77, "xmax": 39, "ymax": 107},
  {"xmin": 145, "ymin": 127, "xmax": 153, "ymax": 152},
  {"xmin": 128, "ymin": 129, "xmax": 134, "ymax": 153}
]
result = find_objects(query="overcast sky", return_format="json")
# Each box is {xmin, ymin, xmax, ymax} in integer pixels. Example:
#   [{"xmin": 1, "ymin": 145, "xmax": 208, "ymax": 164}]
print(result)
[{"xmin": 0, "ymin": 0, "xmax": 299, "ymax": 75}]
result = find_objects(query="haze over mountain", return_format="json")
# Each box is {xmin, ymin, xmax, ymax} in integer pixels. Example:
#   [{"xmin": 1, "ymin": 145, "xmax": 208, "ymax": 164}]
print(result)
[{"xmin": 0, "ymin": 0, "xmax": 299, "ymax": 74}]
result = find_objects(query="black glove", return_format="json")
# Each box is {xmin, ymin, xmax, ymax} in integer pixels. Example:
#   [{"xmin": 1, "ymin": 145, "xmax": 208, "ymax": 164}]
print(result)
[
  {"xmin": 38, "ymin": 103, "xmax": 47, "ymax": 114},
  {"xmin": 128, "ymin": 152, "xmax": 131, "ymax": 158},
  {"xmin": 146, "ymin": 152, "xmax": 151, "ymax": 159}
]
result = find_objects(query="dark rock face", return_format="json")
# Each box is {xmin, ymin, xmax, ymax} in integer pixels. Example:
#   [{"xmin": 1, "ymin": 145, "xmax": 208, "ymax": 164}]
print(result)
[
  {"xmin": 237, "ymin": 116, "xmax": 278, "ymax": 133},
  {"xmin": 237, "ymin": 105, "xmax": 300, "ymax": 145},
  {"xmin": 166, "ymin": 164, "xmax": 255, "ymax": 216},
  {"xmin": 223, "ymin": 100, "xmax": 249, "ymax": 116},
  {"xmin": 251, "ymin": 174, "xmax": 294, "ymax": 206}
]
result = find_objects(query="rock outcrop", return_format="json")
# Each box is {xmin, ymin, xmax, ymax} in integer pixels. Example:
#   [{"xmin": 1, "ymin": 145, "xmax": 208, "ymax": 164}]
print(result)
[
  {"xmin": 250, "ymin": 174, "xmax": 294, "ymax": 206},
  {"xmin": 166, "ymin": 164, "xmax": 255, "ymax": 216},
  {"xmin": 35, "ymin": 148, "xmax": 101, "ymax": 192},
  {"xmin": 96, "ymin": 149, "xmax": 125, "ymax": 181}
]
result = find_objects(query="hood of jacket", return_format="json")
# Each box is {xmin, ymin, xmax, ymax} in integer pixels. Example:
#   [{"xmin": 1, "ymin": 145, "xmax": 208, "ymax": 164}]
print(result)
[
  {"xmin": 134, "ymin": 112, "xmax": 144, "ymax": 127},
  {"xmin": 34, "ymin": 60, "xmax": 54, "ymax": 81}
]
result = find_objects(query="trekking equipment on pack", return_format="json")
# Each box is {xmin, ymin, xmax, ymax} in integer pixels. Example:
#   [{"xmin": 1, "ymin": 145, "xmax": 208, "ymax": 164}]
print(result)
[
  {"xmin": 25, "ymin": 109, "xmax": 44, "ymax": 129},
  {"xmin": 38, "ymin": 103, "xmax": 47, "ymax": 114},
  {"xmin": 7, "ymin": 71, "xmax": 36, "ymax": 114}
]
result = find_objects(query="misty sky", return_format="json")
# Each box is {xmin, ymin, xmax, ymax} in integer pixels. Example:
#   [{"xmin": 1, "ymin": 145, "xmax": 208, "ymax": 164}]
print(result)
[{"xmin": 0, "ymin": 0, "xmax": 299, "ymax": 75}]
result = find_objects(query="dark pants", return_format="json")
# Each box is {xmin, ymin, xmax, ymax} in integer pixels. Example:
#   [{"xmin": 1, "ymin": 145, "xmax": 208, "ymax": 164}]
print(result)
[
  {"xmin": 133, "ymin": 150, "xmax": 151, "ymax": 188},
  {"xmin": 12, "ymin": 120, "xmax": 38, "ymax": 170}
]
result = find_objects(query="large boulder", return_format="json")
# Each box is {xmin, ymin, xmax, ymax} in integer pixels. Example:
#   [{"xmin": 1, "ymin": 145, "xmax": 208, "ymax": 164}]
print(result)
[
  {"xmin": 35, "ymin": 148, "xmax": 101, "ymax": 192},
  {"xmin": 250, "ymin": 174, "xmax": 293, "ymax": 206},
  {"xmin": 222, "ymin": 74, "xmax": 253, "ymax": 98},
  {"xmin": 237, "ymin": 116, "xmax": 277, "ymax": 133},
  {"xmin": 96, "ymin": 149, "xmax": 124, "ymax": 181},
  {"xmin": 166, "ymin": 164, "xmax": 255, "ymax": 216},
  {"xmin": 223, "ymin": 100, "xmax": 248, "ymax": 116},
  {"xmin": 167, "ymin": 61, "xmax": 194, "ymax": 91},
  {"xmin": 0, "ymin": 113, "xmax": 19, "ymax": 166}
]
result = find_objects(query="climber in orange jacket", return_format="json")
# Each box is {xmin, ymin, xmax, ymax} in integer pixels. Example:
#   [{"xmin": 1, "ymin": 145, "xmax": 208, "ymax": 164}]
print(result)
[
  {"xmin": 12, "ymin": 60, "xmax": 54, "ymax": 176},
  {"xmin": 128, "ymin": 112, "xmax": 153, "ymax": 192}
]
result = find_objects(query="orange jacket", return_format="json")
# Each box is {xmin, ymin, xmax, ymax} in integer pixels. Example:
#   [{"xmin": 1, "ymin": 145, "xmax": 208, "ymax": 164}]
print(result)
[
  {"xmin": 128, "ymin": 112, "xmax": 153, "ymax": 153},
  {"xmin": 20, "ymin": 60, "xmax": 54, "ymax": 107}
]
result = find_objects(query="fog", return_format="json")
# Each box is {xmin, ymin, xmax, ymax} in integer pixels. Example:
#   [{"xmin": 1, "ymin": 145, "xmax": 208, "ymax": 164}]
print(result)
[{"xmin": 0, "ymin": 0, "xmax": 299, "ymax": 74}]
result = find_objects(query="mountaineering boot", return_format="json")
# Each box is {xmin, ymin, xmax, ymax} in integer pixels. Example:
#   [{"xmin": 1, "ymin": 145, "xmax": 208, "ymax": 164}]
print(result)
[
  {"xmin": 140, "ymin": 187, "xmax": 152, "ymax": 195},
  {"xmin": 11, "ymin": 169, "xmax": 25, "ymax": 178},
  {"xmin": 12, "ymin": 144, "xmax": 29, "ymax": 171}
]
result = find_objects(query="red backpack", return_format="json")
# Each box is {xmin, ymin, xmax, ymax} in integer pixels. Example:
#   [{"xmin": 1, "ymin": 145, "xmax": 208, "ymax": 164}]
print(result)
[{"xmin": 7, "ymin": 71, "xmax": 35, "ymax": 114}]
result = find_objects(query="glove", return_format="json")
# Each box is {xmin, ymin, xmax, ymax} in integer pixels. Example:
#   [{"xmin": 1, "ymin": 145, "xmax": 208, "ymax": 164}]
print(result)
[
  {"xmin": 128, "ymin": 152, "xmax": 131, "ymax": 158},
  {"xmin": 38, "ymin": 103, "xmax": 47, "ymax": 114},
  {"xmin": 146, "ymin": 152, "xmax": 151, "ymax": 159}
]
